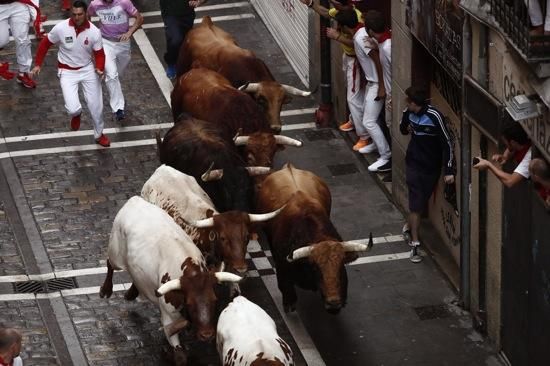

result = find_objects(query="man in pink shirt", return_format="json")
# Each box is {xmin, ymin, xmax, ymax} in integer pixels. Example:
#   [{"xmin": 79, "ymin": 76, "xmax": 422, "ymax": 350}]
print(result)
[{"xmin": 88, "ymin": 0, "xmax": 143, "ymax": 121}]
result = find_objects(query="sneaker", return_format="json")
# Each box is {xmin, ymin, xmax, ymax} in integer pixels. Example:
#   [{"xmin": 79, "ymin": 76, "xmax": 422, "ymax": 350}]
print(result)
[
  {"xmin": 368, "ymin": 158, "xmax": 391, "ymax": 172},
  {"xmin": 359, "ymin": 142, "xmax": 377, "ymax": 154},
  {"xmin": 166, "ymin": 64, "xmax": 176, "ymax": 79},
  {"xmin": 114, "ymin": 109, "xmax": 126, "ymax": 121},
  {"xmin": 0, "ymin": 63, "xmax": 15, "ymax": 81},
  {"xmin": 95, "ymin": 134, "xmax": 111, "ymax": 147},
  {"xmin": 402, "ymin": 223, "xmax": 412, "ymax": 246},
  {"xmin": 70, "ymin": 114, "xmax": 81, "ymax": 131},
  {"xmin": 352, "ymin": 139, "xmax": 369, "ymax": 151},
  {"xmin": 16, "ymin": 73, "xmax": 36, "ymax": 89},
  {"xmin": 339, "ymin": 121, "xmax": 354, "ymax": 132},
  {"xmin": 410, "ymin": 243, "xmax": 422, "ymax": 263}
]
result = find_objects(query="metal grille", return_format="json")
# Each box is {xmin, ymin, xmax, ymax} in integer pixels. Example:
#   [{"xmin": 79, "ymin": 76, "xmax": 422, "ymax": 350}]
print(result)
[
  {"xmin": 12, "ymin": 277, "xmax": 77, "ymax": 294},
  {"xmin": 304, "ymin": 129, "xmax": 335, "ymax": 141},
  {"xmin": 433, "ymin": 62, "xmax": 462, "ymax": 115},
  {"xmin": 13, "ymin": 281, "xmax": 44, "ymax": 294},
  {"xmin": 413, "ymin": 304, "xmax": 451, "ymax": 320},
  {"xmin": 327, "ymin": 163, "xmax": 359, "ymax": 176}
]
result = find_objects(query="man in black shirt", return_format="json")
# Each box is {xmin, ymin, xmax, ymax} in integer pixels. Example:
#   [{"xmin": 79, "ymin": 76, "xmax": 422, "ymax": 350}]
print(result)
[
  {"xmin": 160, "ymin": 0, "xmax": 207, "ymax": 79},
  {"xmin": 400, "ymin": 86, "xmax": 455, "ymax": 263}
]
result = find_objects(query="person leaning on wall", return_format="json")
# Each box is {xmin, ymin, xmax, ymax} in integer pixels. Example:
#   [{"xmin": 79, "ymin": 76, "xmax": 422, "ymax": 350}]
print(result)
[{"xmin": 529, "ymin": 156, "xmax": 550, "ymax": 208}]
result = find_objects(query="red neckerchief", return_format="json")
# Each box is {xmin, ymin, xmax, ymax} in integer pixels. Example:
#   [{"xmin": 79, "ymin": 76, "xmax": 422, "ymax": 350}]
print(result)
[
  {"xmin": 68, "ymin": 18, "xmax": 91, "ymax": 37},
  {"xmin": 377, "ymin": 29, "xmax": 391, "ymax": 43},
  {"xmin": 0, "ymin": 355, "xmax": 12, "ymax": 366},
  {"xmin": 513, "ymin": 145, "xmax": 530, "ymax": 164},
  {"xmin": 17, "ymin": 0, "xmax": 45, "ymax": 39},
  {"xmin": 352, "ymin": 23, "xmax": 365, "ymax": 36}
]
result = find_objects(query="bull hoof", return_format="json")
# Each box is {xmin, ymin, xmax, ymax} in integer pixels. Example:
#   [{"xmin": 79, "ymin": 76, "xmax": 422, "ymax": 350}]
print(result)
[
  {"xmin": 99, "ymin": 285, "xmax": 112, "ymax": 299},
  {"xmin": 124, "ymin": 284, "xmax": 139, "ymax": 301},
  {"xmin": 174, "ymin": 347, "xmax": 187, "ymax": 366}
]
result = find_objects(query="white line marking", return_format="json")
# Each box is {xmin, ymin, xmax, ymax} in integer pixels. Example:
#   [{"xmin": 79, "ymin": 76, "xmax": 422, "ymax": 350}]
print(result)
[
  {"xmin": 262, "ymin": 274, "xmax": 326, "ymax": 366},
  {"xmin": 350, "ymin": 251, "xmax": 419, "ymax": 266},
  {"xmin": 280, "ymin": 108, "xmax": 316, "ymax": 116},
  {"xmin": 0, "ymin": 234, "xmax": 405, "ymax": 284}
]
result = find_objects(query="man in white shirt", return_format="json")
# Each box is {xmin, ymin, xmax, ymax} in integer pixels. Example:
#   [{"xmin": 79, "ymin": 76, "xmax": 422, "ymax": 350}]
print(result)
[
  {"xmin": 474, "ymin": 122, "xmax": 532, "ymax": 188},
  {"xmin": 335, "ymin": 9, "xmax": 391, "ymax": 173},
  {"xmin": 31, "ymin": 0, "xmax": 111, "ymax": 147},
  {"xmin": 88, "ymin": 0, "xmax": 143, "ymax": 121}
]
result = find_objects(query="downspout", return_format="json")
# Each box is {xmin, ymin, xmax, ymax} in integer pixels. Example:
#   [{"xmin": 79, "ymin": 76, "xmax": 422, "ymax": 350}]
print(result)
[
  {"xmin": 460, "ymin": 16, "xmax": 472, "ymax": 310},
  {"xmin": 315, "ymin": 0, "xmax": 333, "ymax": 127}
]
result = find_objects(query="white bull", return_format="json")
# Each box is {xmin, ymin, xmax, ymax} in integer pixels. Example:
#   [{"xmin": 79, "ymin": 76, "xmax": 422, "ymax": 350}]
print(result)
[{"xmin": 217, "ymin": 296, "xmax": 294, "ymax": 366}]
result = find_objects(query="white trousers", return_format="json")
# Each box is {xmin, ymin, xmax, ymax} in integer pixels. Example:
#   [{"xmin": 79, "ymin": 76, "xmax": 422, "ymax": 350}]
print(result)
[
  {"xmin": 525, "ymin": 0, "xmax": 550, "ymax": 31},
  {"xmin": 58, "ymin": 64, "xmax": 104, "ymax": 139},
  {"xmin": 343, "ymin": 53, "xmax": 368, "ymax": 138},
  {"xmin": 362, "ymin": 82, "xmax": 390, "ymax": 159},
  {"xmin": 103, "ymin": 38, "xmax": 131, "ymax": 113},
  {"xmin": 0, "ymin": 2, "xmax": 31, "ymax": 73}
]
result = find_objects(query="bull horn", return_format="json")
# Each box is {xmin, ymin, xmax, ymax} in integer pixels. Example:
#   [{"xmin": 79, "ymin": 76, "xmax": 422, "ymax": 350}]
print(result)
[
  {"xmin": 155, "ymin": 279, "xmax": 181, "ymax": 297},
  {"xmin": 282, "ymin": 84, "xmax": 311, "ymax": 97},
  {"xmin": 166, "ymin": 318, "xmax": 190, "ymax": 337},
  {"xmin": 342, "ymin": 232, "xmax": 374, "ymax": 252},
  {"xmin": 248, "ymin": 204, "xmax": 286, "ymax": 223},
  {"xmin": 188, "ymin": 216, "xmax": 215, "ymax": 228},
  {"xmin": 286, "ymin": 245, "xmax": 314, "ymax": 262},
  {"xmin": 238, "ymin": 82, "xmax": 260, "ymax": 93},
  {"xmin": 274, "ymin": 135, "xmax": 303, "ymax": 147},
  {"xmin": 215, "ymin": 272, "xmax": 243, "ymax": 283},
  {"xmin": 201, "ymin": 162, "xmax": 224, "ymax": 181},
  {"xmin": 234, "ymin": 136, "xmax": 250, "ymax": 146},
  {"xmin": 245, "ymin": 166, "xmax": 271, "ymax": 176}
]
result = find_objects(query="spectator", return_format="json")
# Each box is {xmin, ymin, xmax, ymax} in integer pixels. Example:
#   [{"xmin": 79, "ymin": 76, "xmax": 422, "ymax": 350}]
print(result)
[
  {"xmin": 88, "ymin": 0, "xmax": 144, "ymax": 121},
  {"xmin": 400, "ymin": 86, "xmax": 455, "ymax": 263},
  {"xmin": 363, "ymin": 10, "xmax": 392, "ymax": 145},
  {"xmin": 299, "ymin": 0, "xmax": 370, "ymax": 151},
  {"xmin": 335, "ymin": 9, "xmax": 391, "ymax": 172},
  {"xmin": 529, "ymin": 157, "xmax": 550, "ymax": 207},
  {"xmin": 0, "ymin": 0, "xmax": 38, "ymax": 88},
  {"xmin": 524, "ymin": 0, "xmax": 550, "ymax": 35},
  {"xmin": 0, "ymin": 328, "xmax": 22, "ymax": 366},
  {"xmin": 160, "ymin": 0, "xmax": 207, "ymax": 79},
  {"xmin": 473, "ymin": 121, "xmax": 532, "ymax": 188},
  {"xmin": 31, "ymin": 0, "xmax": 111, "ymax": 147}
]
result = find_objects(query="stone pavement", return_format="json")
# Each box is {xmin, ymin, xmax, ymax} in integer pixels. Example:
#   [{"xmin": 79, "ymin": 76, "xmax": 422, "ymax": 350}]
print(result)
[{"xmin": 0, "ymin": 1, "xmax": 506, "ymax": 365}]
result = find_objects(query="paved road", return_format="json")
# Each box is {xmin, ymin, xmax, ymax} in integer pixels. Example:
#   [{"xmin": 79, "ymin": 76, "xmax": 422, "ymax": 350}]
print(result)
[{"xmin": 0, "ymin": 1, "xmax": 504, "ymax": 365}]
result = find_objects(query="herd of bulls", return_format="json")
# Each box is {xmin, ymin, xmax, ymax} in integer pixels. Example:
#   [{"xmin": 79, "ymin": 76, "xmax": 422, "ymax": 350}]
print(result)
[{"xmin": 98, "ymin": 16, "xmax": 373, "ymax": 366}]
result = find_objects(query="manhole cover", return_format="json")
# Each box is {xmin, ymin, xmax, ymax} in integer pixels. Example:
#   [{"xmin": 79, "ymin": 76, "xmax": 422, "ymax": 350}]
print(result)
[
  {"xmin": 46, "ymin": 277, "xmax": 77, "ymax": 292},
  {"xmin": 413, "ymin": 304, "xmax": 451, "ymax": 320},
  {"xmin": 13, "ymin": 281, "xmax": 44, "ymax": 294},
  {"xmin": 327, "ymin": 163, "xmax": 359, "ymax": 176},
  {"xmin": 304, "ymin": 130, "xmax": 335, "ymax": 141}
]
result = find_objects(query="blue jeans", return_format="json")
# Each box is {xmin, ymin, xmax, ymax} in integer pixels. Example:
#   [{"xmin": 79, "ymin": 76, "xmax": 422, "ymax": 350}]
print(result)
[{"xmin": 162, "ymin": 14, "xmax": 195, "ymax": 66}]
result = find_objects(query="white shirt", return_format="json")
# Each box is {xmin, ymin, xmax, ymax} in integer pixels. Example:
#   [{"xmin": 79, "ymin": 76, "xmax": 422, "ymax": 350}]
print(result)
[
  {"xmin": 353, "ymin": 27, "xmax": 378, "ymax": 83},
  {"xmin": 47, "ymin": 19, "xmax": 103, "ymax": 68},
  {"xmin": 379, "ymin": 38, "xmax": 391, "ymax": 95},
  {"xmin": 514, "ymin": 148, "xmax": 532, "ymax": 179}
]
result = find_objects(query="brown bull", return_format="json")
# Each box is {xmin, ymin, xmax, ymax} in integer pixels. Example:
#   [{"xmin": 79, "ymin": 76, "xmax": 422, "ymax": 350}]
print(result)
[
  {"xmin": 177, "ymin": 16, "xmax": 311, "ymax": 132},
  {"xmin": 255, "ymin": 164, "xmax": 372, "ymax": 314}
]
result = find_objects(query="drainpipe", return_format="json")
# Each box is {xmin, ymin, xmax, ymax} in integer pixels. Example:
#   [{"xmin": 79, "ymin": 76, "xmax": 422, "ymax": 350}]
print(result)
[
  {"xmin": 315, "ymin": 0, "xmax": 333, "ymax": 127},
  {"xmin": 460, "ymin": 16, "xmax": 472, "ymax": 310}
]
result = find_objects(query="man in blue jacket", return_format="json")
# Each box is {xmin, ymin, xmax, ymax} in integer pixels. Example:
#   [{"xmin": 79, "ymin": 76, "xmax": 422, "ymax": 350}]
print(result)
[{"xmin": 400, "ymin": 86, "xmax": 455, "ymax": 262}]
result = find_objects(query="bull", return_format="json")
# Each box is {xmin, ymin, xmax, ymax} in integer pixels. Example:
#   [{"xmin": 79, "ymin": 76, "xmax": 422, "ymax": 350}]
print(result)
[
  {"xmin": 255, "ymin": 164, "xmax": 373, "ymax": 314},
  {"xmin": 99, "ymin": 196, "xmax": 241, "ymax": 366},
  {"xmin": 176, "ymin": 16, "xmax": 311, "ymax": 132},
  {"xmin": 142, "ymin": 165, "xmax": 284, "ymax": 274},
  {"xmin": 217, "ymin": 296, "xmax": 294, "ymax": 366}
]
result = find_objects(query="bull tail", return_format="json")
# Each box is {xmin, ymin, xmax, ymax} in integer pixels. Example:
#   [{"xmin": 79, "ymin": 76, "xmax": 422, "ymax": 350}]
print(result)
[
  {"xmin": 155, "ymin": 130, "xmax": 162, "ymax": 161},
  {"xmin": 202, "ymin": 15, "xmax": 213, "ymax": 27}
]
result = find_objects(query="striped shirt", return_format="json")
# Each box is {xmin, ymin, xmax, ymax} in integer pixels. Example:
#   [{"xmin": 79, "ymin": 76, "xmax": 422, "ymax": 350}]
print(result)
[{"xmin": 400, "ymin": 105, "xmax": 455, "ymax": 175}]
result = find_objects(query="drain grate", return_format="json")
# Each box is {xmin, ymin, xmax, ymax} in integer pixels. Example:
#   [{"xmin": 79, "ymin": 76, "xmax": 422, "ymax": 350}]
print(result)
[
  {"xmin": 46, "ymin": 277, "xmax": 77, "ymax": 292},
  {"xmin": 413, "ymin": 304, "xmax": 451, "ymax": 320},
  {"xmin": 13, "ymin": 277, "xmax": 78, "ymax": 294},
  {"xmin": 327, "ymin": 163, "xmax": 359, "ymax": 176},
  {"xmin": 304, "ymin": 130, "xmax": 335, "ymax": 141},
  {"xmin": 13, "ymin": 280, "xmax": 44, "ymax": 294}
]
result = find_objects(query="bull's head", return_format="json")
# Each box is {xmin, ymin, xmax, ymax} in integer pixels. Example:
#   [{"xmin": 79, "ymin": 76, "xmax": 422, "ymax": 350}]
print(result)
[
  {"xmin": 238, "ymin": 81, "xmax": 311, "ymax": 133},
  {"xmin": 286, "ymin": 233, "xmax": 373, "ymax": 313},
  {"xmin": 186, "ymin": 206, "xmax": 286, "ymax": 274},
  {"xmin": 155, "ymin": 259, "xmax": 242, "ymax": 341},
  {"xmin": 234, "ymin": 132, "xmax": 302, "ymax": 167},
  {"xmin": 201, "ymin": 162, "xmax": 271, "ymax": 182}
]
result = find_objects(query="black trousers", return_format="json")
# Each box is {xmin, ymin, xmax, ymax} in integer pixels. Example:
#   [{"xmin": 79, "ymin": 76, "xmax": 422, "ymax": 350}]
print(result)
[{"xmin": 162, "ymin": 14, "xmax": 195, "ymax": 66}]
